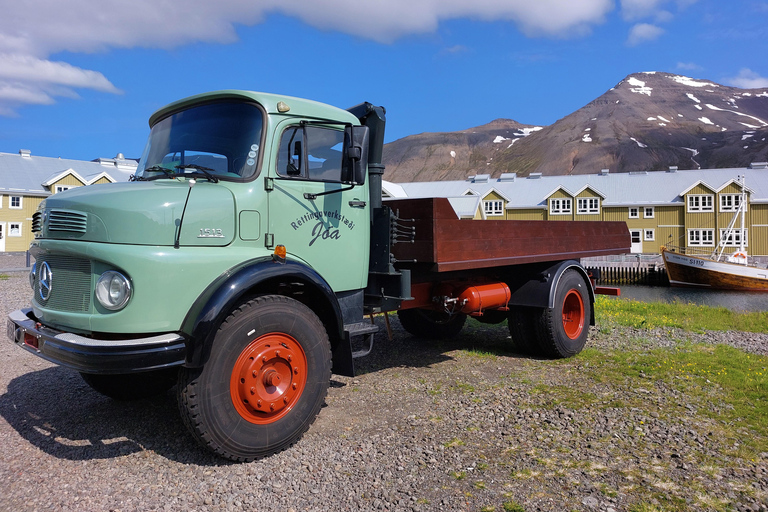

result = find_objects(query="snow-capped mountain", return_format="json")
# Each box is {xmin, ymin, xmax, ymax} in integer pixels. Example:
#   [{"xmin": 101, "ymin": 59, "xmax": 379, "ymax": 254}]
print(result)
[{"xmin": 382, "ymin": 72, "xmax": 768, "ymax": 181}]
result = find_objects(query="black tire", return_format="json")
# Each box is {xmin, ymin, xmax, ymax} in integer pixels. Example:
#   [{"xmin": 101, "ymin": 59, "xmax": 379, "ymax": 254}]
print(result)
[
  {"xmin": 397, "ymin": 308, "xmax": 467, "ymax": 339},
  {"xmin": 80, "ymin": 368, "xmax": 178, "ymax": 401},
  {"xmin": 473, "ymin": 309, "xmax": 508, "ymax": 325},
  {"xmin": 177, "ymin": 295, "xmax": 331, "ymax": 462},
  {"xmin": 507, "ymin": 306, "xmax": 541, "ymax": 355},
  {"xmin": 533, "ymin": 269, "xmax": 591, "ymax": 358}
]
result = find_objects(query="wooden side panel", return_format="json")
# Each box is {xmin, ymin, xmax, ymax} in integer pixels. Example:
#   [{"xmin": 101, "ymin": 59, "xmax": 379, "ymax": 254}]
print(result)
[{"xmin": 390, "ymin": 198, "xmax": 631, "ymax": 272}]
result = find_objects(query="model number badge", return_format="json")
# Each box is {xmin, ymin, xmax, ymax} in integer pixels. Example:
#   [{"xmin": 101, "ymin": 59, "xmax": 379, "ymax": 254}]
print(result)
[{"xmin": 198, "ymin": 228, "xmax": 224, "ymax": 238}]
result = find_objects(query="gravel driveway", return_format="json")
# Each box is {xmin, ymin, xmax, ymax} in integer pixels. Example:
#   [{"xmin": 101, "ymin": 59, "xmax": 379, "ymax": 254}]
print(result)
[{"xmin": 1, "ymin": 266, "xmax": 767, "ymax": 512}]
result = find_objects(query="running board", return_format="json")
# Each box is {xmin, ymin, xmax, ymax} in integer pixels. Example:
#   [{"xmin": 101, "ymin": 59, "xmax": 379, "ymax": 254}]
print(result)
[{"xmin": 344, "ymin": 322, "xmax": 379, "ymax": 359}]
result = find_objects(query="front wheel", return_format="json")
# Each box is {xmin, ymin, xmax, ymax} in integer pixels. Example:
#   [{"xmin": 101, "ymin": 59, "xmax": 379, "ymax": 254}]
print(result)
[
  {"xmin": 177, "ymin": 295, "xmax": 331, "ymax": 461},
  {"xmin": 534, "ymin": 269, "xmax": 591, "ymax": 358}
]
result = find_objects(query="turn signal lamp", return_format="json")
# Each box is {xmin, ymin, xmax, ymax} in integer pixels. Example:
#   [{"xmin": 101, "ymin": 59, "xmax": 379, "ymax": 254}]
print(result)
[{"xmin": 273, "ymin": 244, "xmax": 287, "ymax": 263}]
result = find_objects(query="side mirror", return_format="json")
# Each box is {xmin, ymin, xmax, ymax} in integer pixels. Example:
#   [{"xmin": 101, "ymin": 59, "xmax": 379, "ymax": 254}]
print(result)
[{"xmin": 342, "ymin": 125, "xmax": 369, "ymax": 185}]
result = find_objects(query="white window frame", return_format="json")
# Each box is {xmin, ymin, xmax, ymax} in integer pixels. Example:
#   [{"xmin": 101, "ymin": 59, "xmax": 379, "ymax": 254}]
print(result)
[
  {"xmin": 688, "ymin": 229, "xmax": 714, "ymax": 246},
  {"xmin": 644, "ymin": 207, "xmax": 654, "ymax": 218},
  {"xmin": 628, "ymin": 207, "xmax": 639, "ymax": 219},
  {"xmin": 549, "ymin": 198, "xmax": 572, "ymax": 215},
  {"xmin": 719, "ymin": 228, "xmax": 748, "ymax": 247},
  {"xmin": 644, "ymin": 229, "xmax": 655, "ymax": 241},
  {"xmin": 577, "ymin": 197, "xmax": 600, "ymax": 215},
  {"xmin": 8, "ymin": 222, "xmax": 21, "ymax": 237},
  {"xmin": 0, "ymin": 194, "xmax": 3, "ymax": 208},
  {"xmin": 9, "ymin": 195, "xmax": 22, "ymax": 209},
  {"xmin": 719, "ymin": 194, "xmax": 743, "ymax": 212},
  {"xmin": 687, "ymin": 194, "xmax": 713, "ymax": 212},
  {"xmin": 483, "ymin": 200, "xmax": 504, "ymax": 217}
]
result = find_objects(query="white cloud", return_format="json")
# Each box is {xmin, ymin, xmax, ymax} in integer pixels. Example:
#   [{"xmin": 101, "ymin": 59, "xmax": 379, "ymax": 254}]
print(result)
[
  {"xmin": 627, "ymin": 23, "xmax": 665, "ymax": 45},
  {"xmin": 0, "ymin": 0, "xmax": 618, "ymax": 116},
  {"xmin": 724, "ymin": 68, "xmax": 768, "ymax": 89},
  {"xmin": 677, "ymin": 61, "xmax": 703, "ymax": 71},
  {"xmin": 620, "ymin": 0, "xmax": 698, "ymax": 22}
]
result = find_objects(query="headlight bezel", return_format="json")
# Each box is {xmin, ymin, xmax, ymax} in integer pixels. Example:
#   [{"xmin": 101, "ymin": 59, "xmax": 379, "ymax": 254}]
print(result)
[{"xmin": 95, "ymin": 271, "xmax": 132, "ymax": 311}]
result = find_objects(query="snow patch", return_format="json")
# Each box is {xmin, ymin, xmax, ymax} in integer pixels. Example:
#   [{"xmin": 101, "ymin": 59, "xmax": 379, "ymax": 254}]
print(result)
[
  {"xmin": 670, "ymin": 75, "xmax": 718, "ymax": 88},
  {"xmin": 450, "ymin": 150, "xmax": 456, "ymax": 158},
  {"xmin": 584, "ymin": 128, "xmax": 591, "ymax": 131},
  {"xmin": 758, "ymin": 92, "xmax": 768, "ymax": 98},
  {"xmin": 695, "ymin": 105, "xmax": 703, "ymax": 110},
  {"xmin": 706, "ymin": 103, "xmax": 768, "ymax": 126},
  {"xmin": 682, "ymin": 147, "xmax": 699, "ymax": 156},
  {"xmin": 740, "ymin": 123, "xmax": 760, "ymax": 129},
  {"xmin": 514, "ymin": 127, "xmax": 543, "ymax": 137},
  {"xmin": 628, "ymin": 77, "xmax": 652, "ymax": 96},
  {"xmin": 658, "ymin": 116, "xmax": 671, "ymax": 123},
  {"xmin": 647, "ymin": 117, "xmax": 657, "ymax": 121},
  {"xmin": 630, "ymin": 137, "xmax": 647, "ymax": 148},
  {"xmin": 493, "ymin": 136, "xmax": 509, "ymax": 144},
  {"xmin": 582, "ymin": 134, "xmax": 593, "ymax": 142},
  {"xmin": 686, "ymin": 93, "xmax": 700, "ymax": 103},
  {"xmin": 742, "ymin": 134, "xmax": 754, "ymax": 141},
  {"xmin": 699, "ymin": 117, "xmax": 714, "ymax": 125}
]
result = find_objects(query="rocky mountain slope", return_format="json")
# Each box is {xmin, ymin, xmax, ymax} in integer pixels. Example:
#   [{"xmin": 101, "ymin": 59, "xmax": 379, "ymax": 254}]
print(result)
[{"xmin": 382, "ymin": 72, "xmax": 768, "ymax": 181}]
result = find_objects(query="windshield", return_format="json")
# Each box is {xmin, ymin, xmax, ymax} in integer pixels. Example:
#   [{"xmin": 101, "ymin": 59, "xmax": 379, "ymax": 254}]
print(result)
[{"xmin": 136, "ymin": 100, "xmax": 263, "ymax": 181}]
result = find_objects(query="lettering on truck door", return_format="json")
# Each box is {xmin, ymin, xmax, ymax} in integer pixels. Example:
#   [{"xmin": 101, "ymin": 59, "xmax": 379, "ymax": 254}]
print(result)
[{"xmin": 266, "ymin": 123, "xmax": 369, "ymax": 292}]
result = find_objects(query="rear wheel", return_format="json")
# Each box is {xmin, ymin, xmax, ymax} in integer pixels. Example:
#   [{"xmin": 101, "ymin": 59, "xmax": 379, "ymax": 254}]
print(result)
[
  {"xmin": 397, "ymin": 308, "xmax": 466, "ymax": 339},
  {"xmin": 177, "ymin": 295, "xmax": 331, "ymax": 461},
  {"xmin": 80, "ymin": 368, "xmax": 177, "ymax": 401},
  {"xmin": 534, "ymin": 269, "xmax": 591, "ymax": 358}
]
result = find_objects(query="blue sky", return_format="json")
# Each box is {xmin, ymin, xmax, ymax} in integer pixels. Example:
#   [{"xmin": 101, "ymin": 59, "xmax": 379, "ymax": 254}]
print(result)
[{"xmin": 0, "ymin": 0, "xmax": 766, "ymax": 162}]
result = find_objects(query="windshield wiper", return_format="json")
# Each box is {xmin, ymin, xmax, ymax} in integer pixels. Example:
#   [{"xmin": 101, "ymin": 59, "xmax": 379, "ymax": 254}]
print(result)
[
  {"xmin": 141, "ymin": 165, "xmax": 177, "ymax": 181},
  {"xmin": 175, "ymin": 164, "xmax": 220, "ymax": 183}
]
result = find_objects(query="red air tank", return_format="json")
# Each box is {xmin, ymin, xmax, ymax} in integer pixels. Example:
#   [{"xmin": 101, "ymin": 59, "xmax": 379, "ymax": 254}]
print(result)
[{"xmin": 456, "ymin": 282, "xmax": 511, "ymax": 315}]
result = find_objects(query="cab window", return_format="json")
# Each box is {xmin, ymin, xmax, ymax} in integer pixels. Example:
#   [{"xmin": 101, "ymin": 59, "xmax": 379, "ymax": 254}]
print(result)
[{"xmin": 277, "ymin": 126, "xmax": 344, "ymax": 182}]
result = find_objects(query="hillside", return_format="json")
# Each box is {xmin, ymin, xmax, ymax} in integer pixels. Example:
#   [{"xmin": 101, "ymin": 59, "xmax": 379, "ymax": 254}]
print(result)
[{"xmin": 382, "ymin": 72, "xmax": 768, "ymax": 181}]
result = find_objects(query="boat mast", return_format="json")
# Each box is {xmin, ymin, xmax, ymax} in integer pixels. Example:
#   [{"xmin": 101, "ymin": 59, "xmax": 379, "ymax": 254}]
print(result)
[{"xmin": 713, "ymin": 175, "xmax": 747, "ymax": 263}]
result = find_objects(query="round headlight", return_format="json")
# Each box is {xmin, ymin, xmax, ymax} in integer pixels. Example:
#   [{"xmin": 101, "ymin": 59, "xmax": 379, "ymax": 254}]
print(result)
[
  {"xmin": 29, "ymin": 262, "xmax": 36, "ymax": 290},
  {"xmin": 95, "ymin": 271, "xmax": 132, "ymax": 311}
]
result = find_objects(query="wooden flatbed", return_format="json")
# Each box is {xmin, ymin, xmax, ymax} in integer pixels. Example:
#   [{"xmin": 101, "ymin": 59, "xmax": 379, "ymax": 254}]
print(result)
[{"xmin": 388, "ymin": 198, "xmax": 631, "ymax": 272}]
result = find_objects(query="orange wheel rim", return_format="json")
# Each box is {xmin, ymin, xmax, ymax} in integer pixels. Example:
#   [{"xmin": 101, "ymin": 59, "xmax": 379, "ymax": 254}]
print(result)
[
  {"xmin": 562, "ymin": 290, "xmax": 585, "ymax": 340},
  {"xmin": 230, "ymin": 333, "xmax": 307, "ymax": 424}
]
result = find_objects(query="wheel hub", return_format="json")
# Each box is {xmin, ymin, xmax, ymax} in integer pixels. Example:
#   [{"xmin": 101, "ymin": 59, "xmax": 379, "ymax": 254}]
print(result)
[
  {"xmin": 230, "ymin": 333, "xmax": 307, "ymax": 424},
  {"xmin": 561, "ymin": 289, "xmax": 585, "ymax": 340}
]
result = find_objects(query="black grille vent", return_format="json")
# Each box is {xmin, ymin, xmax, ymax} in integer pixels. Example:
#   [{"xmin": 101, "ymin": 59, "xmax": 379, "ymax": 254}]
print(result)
[
  {"xmin": 32, "ymin": 211, "xmax": 42, "ymax": 233},
  {"xmin": 48, "ymin": 211, "xmax": 88, "ymax": 233},
  {"xmin": 33, "ymin": 255, "xmax": 92, "ymax": 312}
]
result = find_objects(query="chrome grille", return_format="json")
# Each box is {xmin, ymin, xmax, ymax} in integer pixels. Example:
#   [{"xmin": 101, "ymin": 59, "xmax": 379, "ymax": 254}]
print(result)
[
  {"xmin": 33, "ymin": 255, "xmax": 92, "ymax": 312},
  {"xmin": 48, "ymin": 210, "xmax": 88, "ymax": 233}
]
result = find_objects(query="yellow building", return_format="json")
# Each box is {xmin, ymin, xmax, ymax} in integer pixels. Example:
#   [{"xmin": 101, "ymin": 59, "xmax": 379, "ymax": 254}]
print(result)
[
  {"xmin": 0, "ymin": 150, "xmax": 136, "ymax": 252},
  {"xmin": 383, "ymin": 164, "xmax": 768, "ymax": 257}
]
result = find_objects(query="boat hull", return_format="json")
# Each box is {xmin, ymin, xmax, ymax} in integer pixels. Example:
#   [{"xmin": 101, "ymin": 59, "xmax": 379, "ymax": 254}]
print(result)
[{"xmin": 661, "ymin": 249, "xmax": 768, "ymax": 291}]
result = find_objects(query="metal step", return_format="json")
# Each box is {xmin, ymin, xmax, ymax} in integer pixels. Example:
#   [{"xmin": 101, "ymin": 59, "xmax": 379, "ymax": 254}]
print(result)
[{"xmin": 344, "ymin": 321, "xmax": 379, "ymax": 359}]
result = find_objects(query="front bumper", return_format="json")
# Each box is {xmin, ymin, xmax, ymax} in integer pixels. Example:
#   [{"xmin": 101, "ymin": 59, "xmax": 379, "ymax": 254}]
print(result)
[{"xmin": 7, "ymin": 308, "xmax": 187, "ymax": 374}]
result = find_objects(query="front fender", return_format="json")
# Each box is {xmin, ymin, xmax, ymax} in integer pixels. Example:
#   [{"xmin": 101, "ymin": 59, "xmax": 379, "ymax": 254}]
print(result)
[{"xmin": 182, "ymin": 257, "xmax": 343, "ymax": 367}]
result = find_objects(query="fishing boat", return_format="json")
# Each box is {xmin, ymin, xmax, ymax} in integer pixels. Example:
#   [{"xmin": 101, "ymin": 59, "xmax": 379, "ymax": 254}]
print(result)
[{"xmin": 661, "ymin": 176, "xmax": 768, "ymax": 291}]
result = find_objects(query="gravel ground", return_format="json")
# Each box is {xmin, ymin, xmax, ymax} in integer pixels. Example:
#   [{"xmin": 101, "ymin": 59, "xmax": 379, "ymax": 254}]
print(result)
[{"xmin": 1, "ymin": 260, "xmax": 767, "ymax": 512}]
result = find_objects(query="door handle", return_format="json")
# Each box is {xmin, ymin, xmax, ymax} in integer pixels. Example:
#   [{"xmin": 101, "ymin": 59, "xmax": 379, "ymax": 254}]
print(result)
[{"xmin": 349, "ymin": 200, "xmax": 366, "ymax": 208}]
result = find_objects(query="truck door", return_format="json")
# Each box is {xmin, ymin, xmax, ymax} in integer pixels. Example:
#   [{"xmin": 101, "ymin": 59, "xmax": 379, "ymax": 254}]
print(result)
[{"xmin": 266, "ymin": 123, "xmax": 370, "ymax": 292}]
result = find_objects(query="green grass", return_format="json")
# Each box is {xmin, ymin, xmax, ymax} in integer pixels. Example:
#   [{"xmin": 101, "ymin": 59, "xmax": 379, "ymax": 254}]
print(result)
[
  {"xmin": 595, "ymin": 295, "xmax": 768, "ymax": 333},
  {"xmin": 576, "ymin": 343, "xmax": 768, "ymax": 455}
]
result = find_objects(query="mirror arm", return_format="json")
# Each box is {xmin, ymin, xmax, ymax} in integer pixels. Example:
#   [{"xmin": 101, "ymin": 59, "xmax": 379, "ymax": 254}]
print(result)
[{"xmin": 303, "ymin": 184, "xmax": 355, "ymax": 201}]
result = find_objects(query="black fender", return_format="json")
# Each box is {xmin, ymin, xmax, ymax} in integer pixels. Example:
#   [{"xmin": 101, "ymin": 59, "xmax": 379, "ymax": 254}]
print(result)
[
  {"xmin": 507, "ymin": 260, "xmax": 596, "ymax": 325},
  {"xmin": 181, "ymin": 257, "xmax": 344, "ymax": 368}
]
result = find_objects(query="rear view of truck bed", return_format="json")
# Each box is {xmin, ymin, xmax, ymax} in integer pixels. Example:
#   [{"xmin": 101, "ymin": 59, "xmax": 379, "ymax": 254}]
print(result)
[{"xmin": 387, "ymin": 197, "xmax": 630, "ymax": 272}]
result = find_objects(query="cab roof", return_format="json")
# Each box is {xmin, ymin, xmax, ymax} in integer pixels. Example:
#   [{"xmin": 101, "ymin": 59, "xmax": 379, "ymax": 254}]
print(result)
[{"xmin": 148, "ymin": 90, "xmax": 359, "ymax": 127}]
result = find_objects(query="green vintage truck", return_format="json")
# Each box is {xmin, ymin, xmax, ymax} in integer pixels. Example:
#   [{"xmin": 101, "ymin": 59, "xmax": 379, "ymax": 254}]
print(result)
[{"xmin": 8, "ymin": 91, "xmax": 629, "ymax": 461}]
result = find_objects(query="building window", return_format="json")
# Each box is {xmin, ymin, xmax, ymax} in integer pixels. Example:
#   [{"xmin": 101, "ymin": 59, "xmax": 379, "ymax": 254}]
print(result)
[
  {"xmin": 483, "ymin": 200, "xmax": 504, "ymax": 216},
  {"xmin": 687, "ymin": 194, "xmax": 713, "ymax": 212},
  {"xmin": 719, "ymin": 229, "xmax": 748, "ymax": 247},
  {"xmin": 644, "ymin": 207, "xmax": 654, "ymax": 218},
  {"xmin": 688, "ymin": 229, "xmax": 714, "ymax": 246},
  {"xmin": 56, "ymin": 185, "xmax": 71, "ymax": 193},
  {"xmin": 10, "ymin": 196, "xmax": 22, "ymax": 209},
  {"xmin": 549, "ymin": 198, "xmax": 572, "ymax": 215},
  {"xmin": 644, "ymin": 229, "xmax": 655, "ymax": 241},
  {"xmin": 9, "ymin": 223, "xmax": 21, "ymax": 236},
  {"xmin": 628, "ymin": 207, "xmax": 639, "ymax": 218},
  {"xmin": 720, "ymin": 194, "xmax": 743, "ymax": 212},
  {"xmin": 577, "ymin": 197, "xmax": 600, "ymax": 214}
]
